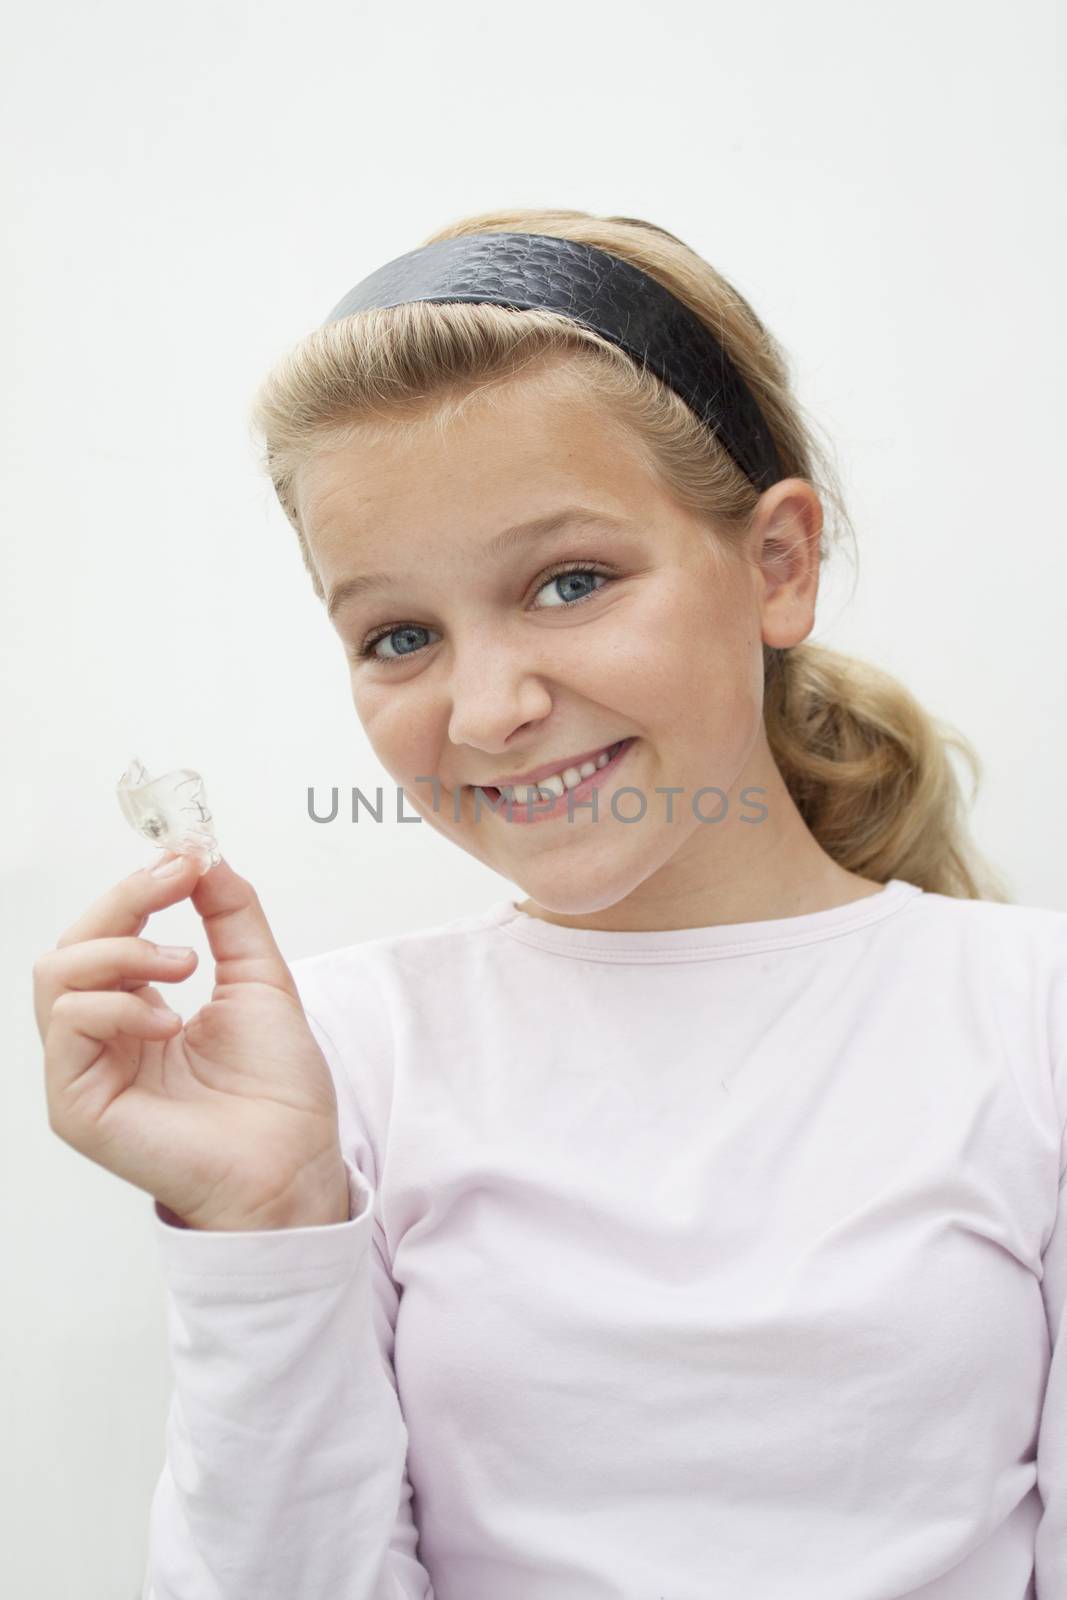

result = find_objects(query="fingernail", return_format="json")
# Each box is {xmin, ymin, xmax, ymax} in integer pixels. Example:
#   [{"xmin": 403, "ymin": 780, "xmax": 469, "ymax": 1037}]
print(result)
[
  {"xmin": 155, "ymin": 944, "xmax": 194, "ymax": 961},
  {"xmin": 149, "ymin": 855, "xmax": 185, "ymax": 878}
]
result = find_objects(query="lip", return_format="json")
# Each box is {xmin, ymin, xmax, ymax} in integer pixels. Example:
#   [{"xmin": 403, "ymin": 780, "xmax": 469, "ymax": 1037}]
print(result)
[
  {"xmin": 472, "ymin": 739, "xmax": 628, "ymax": 793},
  {"xmin": 473, "ymin": 737, "xmax": 636, "ymax": 825}
]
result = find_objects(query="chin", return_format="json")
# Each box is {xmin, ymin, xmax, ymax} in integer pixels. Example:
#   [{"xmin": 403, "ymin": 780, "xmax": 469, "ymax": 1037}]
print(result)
[{"xmin": 509, "ymin": 855, "xmax": 658, "ymax": 920}]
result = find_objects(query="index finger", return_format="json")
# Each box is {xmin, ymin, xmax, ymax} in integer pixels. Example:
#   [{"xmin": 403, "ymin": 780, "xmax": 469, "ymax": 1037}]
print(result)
[
  {"xmin": 54, "ymin": 850, "xmax": 298, "ymax": 1000},
  {"xmin": 54, "ymin": 851, "xmax": 204, "ymax": 950}
]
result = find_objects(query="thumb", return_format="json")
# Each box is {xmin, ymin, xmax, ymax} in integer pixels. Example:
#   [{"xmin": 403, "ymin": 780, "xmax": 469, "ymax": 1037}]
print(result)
[{"xmin": 188, "ymin": 856, "xmax": 299, "ymax": 998}]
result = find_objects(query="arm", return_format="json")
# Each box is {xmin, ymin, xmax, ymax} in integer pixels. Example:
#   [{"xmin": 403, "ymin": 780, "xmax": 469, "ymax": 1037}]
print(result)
[
  {"xmin": 142, "ymin": 1159, "xmax": 432, "ymax": 1600},
  {"xmin": 1035, "ymin": 922, "xmax": 1067, "ymax": 1597},
  {"xmin": 141, "ymin": 958, "xmax": 435, "ymax": 1600},
  {"xmin": 1036, "ymin": 1171, "xmax": 1067, "ymax": 1596}
]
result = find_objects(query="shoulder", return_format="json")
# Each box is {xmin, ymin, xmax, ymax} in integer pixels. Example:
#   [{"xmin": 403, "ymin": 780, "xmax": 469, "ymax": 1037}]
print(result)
[
  {"xmin": 901, "ymin": 887, "xmax": 1067, "ymax": 1152},
  {"xmin": 284, "ymin": 904, "xmax": 511, "ymax": 1156},
  {"xmin": 287, "ymin": 898, "xmax": 513, "ymax": 1007},
  {"xmin": 896, "ymin": 887, "xmax": 1067, "ymax": 1032},
  {"xmin": 901, "ymin": 885, "xmax": 1067, "ymax": 972}
]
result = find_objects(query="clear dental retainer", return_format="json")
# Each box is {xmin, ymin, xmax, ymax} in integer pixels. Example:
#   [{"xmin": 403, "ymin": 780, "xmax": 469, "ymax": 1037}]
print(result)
[{"xmin": 116, "ymin": 757, "xmax": 222, "ymax": 872}]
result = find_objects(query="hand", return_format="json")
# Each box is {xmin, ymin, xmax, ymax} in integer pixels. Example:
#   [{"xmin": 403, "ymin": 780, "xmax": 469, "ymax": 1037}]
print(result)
[{"xmin": 32, "ymin": 852, "xmax": 350, "ymax": 1231}]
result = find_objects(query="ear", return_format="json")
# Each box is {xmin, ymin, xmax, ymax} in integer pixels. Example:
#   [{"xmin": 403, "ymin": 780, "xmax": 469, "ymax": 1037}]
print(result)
[{"xmin": 747, "ymin": 478, "xmax": 824, "ymax": 648}]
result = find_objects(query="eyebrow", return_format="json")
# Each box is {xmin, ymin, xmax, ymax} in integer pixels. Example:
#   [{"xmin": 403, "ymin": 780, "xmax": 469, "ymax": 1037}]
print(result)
[{"xmin": 324, "ymin": 506, "xmax": 629, "ymax": 622}]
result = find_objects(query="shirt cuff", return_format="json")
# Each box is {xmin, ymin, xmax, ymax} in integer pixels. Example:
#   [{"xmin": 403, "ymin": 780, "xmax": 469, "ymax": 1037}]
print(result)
[{"xmin": 149, "ymin": 1158, "xmax": 374, "ymax": 1281}]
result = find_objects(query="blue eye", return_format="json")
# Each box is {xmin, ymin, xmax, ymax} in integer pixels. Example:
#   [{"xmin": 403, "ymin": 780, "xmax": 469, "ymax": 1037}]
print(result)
[
  {"xmin": 359, "ymin": 624, "xmax": 432, "ymax": 664},
  {"xmin": 356, "ymin": 563, "xmax": 614, "ymax": 667},
  {"xmin": 534, "ymin": 567, "xmax": 607, "ymax": 608}
]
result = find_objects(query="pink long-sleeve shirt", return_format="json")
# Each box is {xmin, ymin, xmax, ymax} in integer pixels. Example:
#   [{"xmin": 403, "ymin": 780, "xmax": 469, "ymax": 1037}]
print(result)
[{"xmin": 142, "ymin": 878, "xmax": 1067, "ymax": 1599}]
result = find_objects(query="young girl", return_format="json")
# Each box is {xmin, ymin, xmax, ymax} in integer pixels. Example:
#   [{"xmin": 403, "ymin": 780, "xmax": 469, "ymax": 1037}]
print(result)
[{"xmin": 33, "ymin": 209, "xmax": 1065, "ymax": 1599}]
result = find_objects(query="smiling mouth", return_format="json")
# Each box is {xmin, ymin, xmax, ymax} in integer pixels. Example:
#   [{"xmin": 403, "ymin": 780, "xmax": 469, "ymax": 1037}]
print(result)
[
  {"xmin": 467, "ymin": 737, "xmax": 637, "ymax": 823},
  {"xmin": 476, "ymin": 740, "xmax": 629, "ymax": 803}
]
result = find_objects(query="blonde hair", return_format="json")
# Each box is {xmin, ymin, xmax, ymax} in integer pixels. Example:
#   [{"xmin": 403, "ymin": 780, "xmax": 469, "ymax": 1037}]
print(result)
[{"xmin": 249, "ymin": 206, "xmax": 1010, "ymax": 902}]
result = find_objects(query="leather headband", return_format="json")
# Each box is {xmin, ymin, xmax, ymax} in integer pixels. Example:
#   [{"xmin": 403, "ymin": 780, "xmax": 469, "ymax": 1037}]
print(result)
[{"xmin": 322, "ymin": 232, "xmax": 785, "ymax": 493}]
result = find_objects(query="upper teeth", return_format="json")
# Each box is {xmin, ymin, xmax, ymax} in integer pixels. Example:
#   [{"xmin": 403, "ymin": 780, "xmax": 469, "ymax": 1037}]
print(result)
[{"xmin": 497, "ymin": 742, "xmax": 620, "ymax": 802}]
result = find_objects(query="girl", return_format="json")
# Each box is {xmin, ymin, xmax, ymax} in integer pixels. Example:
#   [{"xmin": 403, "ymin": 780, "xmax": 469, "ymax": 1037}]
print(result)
[{"xmin": 34, "ymin": 209, "xmax": 1065, "ymax": 1599}]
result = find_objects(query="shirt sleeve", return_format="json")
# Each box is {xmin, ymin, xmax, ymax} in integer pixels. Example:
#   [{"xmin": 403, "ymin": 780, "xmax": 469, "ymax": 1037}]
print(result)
[
  {"xmin": 1036, "ymin": 921, "xmax": 1067, "ymax": 1597},
  {"xmin": 140, "ymin": 953, "xmax": 435, "ymax": 1600},
  {"xmin": 1037, "ymin": 1169, "xmax": 1067, "ymax": 1595}
]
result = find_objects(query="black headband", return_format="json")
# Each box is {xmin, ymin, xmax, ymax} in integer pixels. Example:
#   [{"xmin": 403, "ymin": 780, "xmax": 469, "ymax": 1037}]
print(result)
[{"xmin": 321, "ymin": 232, "xmax": 785, "ymax": 494}]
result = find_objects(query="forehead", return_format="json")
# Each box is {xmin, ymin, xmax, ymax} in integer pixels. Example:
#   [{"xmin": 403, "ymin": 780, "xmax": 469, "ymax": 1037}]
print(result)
[{"xmin": 295, "ymin": 371, "xmax": 658, "ymax": 558}]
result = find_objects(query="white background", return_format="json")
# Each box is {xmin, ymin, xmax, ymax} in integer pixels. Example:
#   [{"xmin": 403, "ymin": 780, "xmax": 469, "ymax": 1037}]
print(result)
[{"xmin": 3, "ymin": 1, "xmax": 1065, "ymax": 1593}]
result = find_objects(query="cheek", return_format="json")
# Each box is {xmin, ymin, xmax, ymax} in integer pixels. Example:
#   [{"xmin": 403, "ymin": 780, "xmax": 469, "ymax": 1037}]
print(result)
[
  {"xmin": 350, "ymin": 681, "xmax": 406, "ymax": 757},
  {"xmin": 611, "ymin": 585, "xmax": 730, "ymax": 694},
  {"xmin": 623, "ymin": 588, "xmax": 760, "ymax": 741},
  {"xmin": 351, "ymin": 680, "xmax": 440, "ymax": 779}
]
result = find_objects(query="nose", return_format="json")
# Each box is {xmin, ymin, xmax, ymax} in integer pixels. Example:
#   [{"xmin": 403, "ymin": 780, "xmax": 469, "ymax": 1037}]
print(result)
[{"xmin": 446, "ymin": 633, "xmax": 554, "ymax": 752}]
